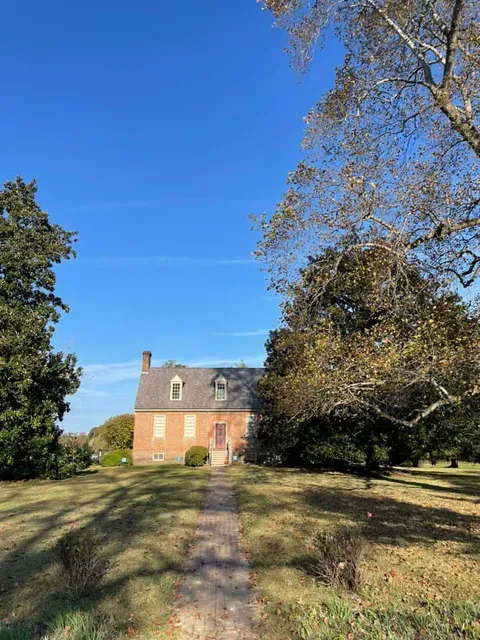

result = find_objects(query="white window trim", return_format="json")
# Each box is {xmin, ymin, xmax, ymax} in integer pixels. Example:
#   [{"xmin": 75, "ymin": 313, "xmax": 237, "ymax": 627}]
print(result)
[
  {"xmin": 184, "ymin": 414, "xmax": 196, "ymax": 438},
  {"xmin": 153, "ymin": 414, "xmax": 166, "ymax": 438},
  {"xmin": 170, "ymin": 375, "xmax": 183, "ymax": 401},
  {"xmin": 215, "ymin": 380, "xmax": 227, "ymax": 401},
  {"xmin": 152, "ymin": 452, "xmax": 165, "ymax": 462}
]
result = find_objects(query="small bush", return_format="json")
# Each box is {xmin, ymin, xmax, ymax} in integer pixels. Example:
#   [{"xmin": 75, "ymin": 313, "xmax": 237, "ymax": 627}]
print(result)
[
  {"xmin": 185, "ymin": 446, "xmax": 208, "ymax": 467},
  {"xmin": 50, "ymin": 439, "xmax": 93, "ymax": 479},
  {"xmin": 56, "ymin": 530, "xmax": 107, "ymax": 599},
  {"xmin": 310, "ymin": 525, "xmax": 363, "ymax": 591},
  {"xmin": 99, "ymin": 449, "xmax": 132, "ymax": 467},
  {"xmin": 45, "ymin": 611, "xmax": 116, "ymax": 640}
]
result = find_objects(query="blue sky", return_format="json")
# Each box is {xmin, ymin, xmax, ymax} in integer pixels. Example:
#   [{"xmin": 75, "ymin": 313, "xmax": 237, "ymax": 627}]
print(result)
[{"xmin": 1, "ymin": 1, "xmax": 342, "ymax": 432}]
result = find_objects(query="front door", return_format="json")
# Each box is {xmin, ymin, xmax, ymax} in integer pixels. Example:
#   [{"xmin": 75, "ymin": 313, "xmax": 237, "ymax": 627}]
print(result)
[{"xmin": 214, "ymin": 422, "xmax": 226, "ymax": 450}]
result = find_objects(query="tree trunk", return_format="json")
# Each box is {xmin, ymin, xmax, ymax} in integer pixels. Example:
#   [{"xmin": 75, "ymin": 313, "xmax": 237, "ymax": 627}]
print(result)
[{"xmin": 449, "ymin": 456, "xmax": 459, "ymax": 468}]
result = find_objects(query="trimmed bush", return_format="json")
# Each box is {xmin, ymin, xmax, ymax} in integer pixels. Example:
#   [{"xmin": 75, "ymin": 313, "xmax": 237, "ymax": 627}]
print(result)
[
  {"xmin": 99, "ymin": 449, "xmax": 132, "ymax": 467},
  {"xmin": 185, "ymin": 446, "xmax": 208, "ymax": 467},
  {"xmin": 310, "ymin": 525, "xmax": 363, "ymax": 591},
  {"xmin": 56, "ymin": 530, "xmax": 107, "ymax": 599}
]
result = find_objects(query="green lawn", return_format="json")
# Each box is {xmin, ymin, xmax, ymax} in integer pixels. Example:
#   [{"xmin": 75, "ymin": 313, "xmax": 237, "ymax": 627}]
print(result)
[
  {"xmin": 0, "ymin": 465, "xmax": 210, "ymax": 639},
  {"xmin": 230, "ymin": 464, "xmax": 480, "ymax": 639}
]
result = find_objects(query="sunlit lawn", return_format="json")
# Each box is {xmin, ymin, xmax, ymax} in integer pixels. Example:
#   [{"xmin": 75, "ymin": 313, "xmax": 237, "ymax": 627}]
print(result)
[
  {"xmin": 0, "ymin": 465, "xmax": 210, "ymax": 639},
  {"xmin": 230, "ymin": 463, "xmax": 480, "ymax": 639}
]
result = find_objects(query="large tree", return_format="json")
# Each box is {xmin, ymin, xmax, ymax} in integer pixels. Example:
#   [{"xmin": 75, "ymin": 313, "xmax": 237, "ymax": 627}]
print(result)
[
  {"xmin": 90, "ymin": 413, "xmax": 134, "ymax": 451},
  {"xmin": 258, "ymin": 248, "xmax": 480, "ymax": 466},
  {"xmin": 254, "ymin": 0, "xmax": 480, "ymax": 435},
  {"xmin": 0, "ymin": 178, "xmax": 81, "ymax": 479},
  {"xmin": 257, "ymin": 0, "xmax": 480, "ymax": 289}
]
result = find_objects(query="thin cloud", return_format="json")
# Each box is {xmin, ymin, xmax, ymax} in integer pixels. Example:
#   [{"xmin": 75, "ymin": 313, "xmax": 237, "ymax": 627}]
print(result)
[
  {"xmin": 80, "ymin": 255, "xmax": 255, "ymax": 267},
  {"xmin": 215, "ymin": 329, "xmax": 269, "ymax": 337},
  {"xmin": 81, "ymin": 354, "xmax": 265, "ymax": 386}
]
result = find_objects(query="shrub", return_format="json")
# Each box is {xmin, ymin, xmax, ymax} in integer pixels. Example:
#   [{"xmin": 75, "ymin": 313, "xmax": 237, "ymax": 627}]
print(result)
[
  {"xmin": 56, "ymin": 530, "xmax": 107, "ymax": 599},
  {"xmin": 50, "ymin": 439, "xmax": 93, "ymax": 479},
  {"xmin": 99, "ymin": 449, "xmax": 132, "ymax": 467},
  {"xmin": 185, "ymin": 446, "xmax": 208, "ymax": 467},
  {"xmin": 310, "ymin": 525, "xmax": 363, "ymax": 591},
  {"xmin": 45, "ymin": 611, "xmax": 116, "ymax": 640}
]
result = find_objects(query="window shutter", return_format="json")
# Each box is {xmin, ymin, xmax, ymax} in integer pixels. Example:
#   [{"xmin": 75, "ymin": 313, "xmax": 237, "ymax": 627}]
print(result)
[
  {"xmin": 154, "ymin": 415, "xmax": 166, "ymax": 438},
  {"xmin": 184, "ymin": 415, "xmax": 196, "ymax": 438}
]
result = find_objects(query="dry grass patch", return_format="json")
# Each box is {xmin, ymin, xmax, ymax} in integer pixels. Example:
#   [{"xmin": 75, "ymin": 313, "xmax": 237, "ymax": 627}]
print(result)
[
  {"xmin": 0, "ymin": 465, "xmax": 210, "ymax": 639},
  {"xmin": 230, "ymin": 464, "xmax": 480, "ymax": 639}
]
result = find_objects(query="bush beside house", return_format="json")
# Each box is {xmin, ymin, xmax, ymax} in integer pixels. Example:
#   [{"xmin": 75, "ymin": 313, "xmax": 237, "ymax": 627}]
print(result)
[
  {"xmin": 100, "ymin": 449, "xmax": 132, "ymax": 467},
  {"xmin": 185, "ymin": 446, "xmax": 208, "ymax": 467}
]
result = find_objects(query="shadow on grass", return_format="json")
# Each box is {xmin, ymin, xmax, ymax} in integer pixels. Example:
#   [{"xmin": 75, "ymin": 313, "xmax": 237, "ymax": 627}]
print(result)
[
  {"xmin": 0, "ymin": 466, "xmax": 210, "ymax": 638},
  {"xmin": 235, "ymin": 466, "xmax": 480, "ymax": 567}
]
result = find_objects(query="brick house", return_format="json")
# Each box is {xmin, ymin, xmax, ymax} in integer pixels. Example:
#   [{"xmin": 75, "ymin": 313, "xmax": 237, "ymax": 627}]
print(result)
[{"xmin": 133, "ymin": 351, "xmax": 264, "ymax": 466}]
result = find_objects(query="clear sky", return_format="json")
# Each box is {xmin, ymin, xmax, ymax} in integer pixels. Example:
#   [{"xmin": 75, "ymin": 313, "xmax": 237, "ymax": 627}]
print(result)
[{"xmin": 1, "ymin": 0, "xmax": 342, "ymax": 432}]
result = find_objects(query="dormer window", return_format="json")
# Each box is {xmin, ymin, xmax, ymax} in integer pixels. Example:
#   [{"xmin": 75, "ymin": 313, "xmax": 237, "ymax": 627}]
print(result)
[
  {"xmin": 170, "ymin": 375, "xmax": 183, "ymax": 401},
  {"xmin": 215, "ymin": 376, "xmax": 227, "ymax": 401}
]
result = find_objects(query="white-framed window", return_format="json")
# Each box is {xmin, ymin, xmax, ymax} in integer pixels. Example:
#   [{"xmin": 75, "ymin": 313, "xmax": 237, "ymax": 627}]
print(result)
[
  {"xmin": 215, "ymin": 379, "xmax": 227, "ymax": 401},
  {"xmin": 152, "ymin": 452, "xmax": 165, "ymax": 462},
  {"xmin": 153, "ymin": 414, "xmax": 166, "ymax": 438},
  {"xmin": 170, "ymin": 375, "xmax": 182, "ymax": 401},
  {"xmin": 184, "ymin": 414, "xmax": 196, "ymax": 438},
  {"xmin": 246, "ymin": 415, "xmax": 257, "ymax": 438}
]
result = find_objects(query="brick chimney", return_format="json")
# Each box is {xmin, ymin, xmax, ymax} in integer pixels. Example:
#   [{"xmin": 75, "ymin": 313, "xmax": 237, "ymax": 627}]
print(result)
[{"xmin": 142, "ymin": 350, "xmax": 152, "ymax": 373}]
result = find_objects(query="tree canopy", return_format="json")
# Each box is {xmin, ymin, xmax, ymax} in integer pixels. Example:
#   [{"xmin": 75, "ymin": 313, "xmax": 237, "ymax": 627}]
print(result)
[
  {"xmin": 0, "ymin": 178, "xmax": 81, "ymax": 479},
  {"xmin": 256, "ymin": 0, "xmax": 480, "ymax": 291},
  {"xmin": 161, "ymin": 360, "xmax": 188, "ymax": 368},
  {"xmin": 254, "ymin": 0, "xmax": 480, "ymax": 466},
  {"xmin": 89, "ymin": 414, "xmax": 134, "ymax": 452},
  {"xmin": 258, "ymin": 248, "xmax": 480, "ymax": 467}
]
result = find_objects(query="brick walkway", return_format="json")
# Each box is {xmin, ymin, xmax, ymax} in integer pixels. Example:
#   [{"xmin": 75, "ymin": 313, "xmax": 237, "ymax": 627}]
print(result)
[{"xmin": 175, "ymin": 467, "xmax": 260, "ymax": 640}]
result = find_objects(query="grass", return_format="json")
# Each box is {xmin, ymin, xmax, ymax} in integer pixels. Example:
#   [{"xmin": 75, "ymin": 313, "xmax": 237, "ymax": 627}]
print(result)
[
  {"xmin": 230, "ymin": 463, "xmax": 480, "ymax": 639},
  {"xmin": 0, "ymin": 465, "xmax": 211, "ymax": 639}
]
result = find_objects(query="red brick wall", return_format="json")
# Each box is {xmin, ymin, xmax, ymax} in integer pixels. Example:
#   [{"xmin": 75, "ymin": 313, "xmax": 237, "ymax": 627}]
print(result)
[{"xmin": 133, "ymin": 411, "xmax": 257, "ymax": 464}]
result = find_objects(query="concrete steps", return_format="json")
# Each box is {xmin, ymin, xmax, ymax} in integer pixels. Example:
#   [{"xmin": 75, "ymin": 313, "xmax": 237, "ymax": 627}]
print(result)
[{"xmin": 211, "ymin": 450, "xmax": 228, "ymax": 466}]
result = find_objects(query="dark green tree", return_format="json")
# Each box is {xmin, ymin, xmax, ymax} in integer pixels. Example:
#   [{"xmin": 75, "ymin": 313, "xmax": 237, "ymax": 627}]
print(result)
[
  {"xmin": 0, "ymin": 177, "xmax": 81, "ymax": 479},
  {"xmin": 258, "ymin": 248, "xmax": 480, "ymax": 470}
]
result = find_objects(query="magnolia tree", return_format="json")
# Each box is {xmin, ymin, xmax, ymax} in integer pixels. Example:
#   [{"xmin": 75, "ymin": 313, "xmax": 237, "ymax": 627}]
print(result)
[
  {"xmin": 0, "ymin": 178, "xmax": 81, "ymax": 479},
  {"xmin": 255, "ymin": 0, "xmax": 480, "ymax": 463}
]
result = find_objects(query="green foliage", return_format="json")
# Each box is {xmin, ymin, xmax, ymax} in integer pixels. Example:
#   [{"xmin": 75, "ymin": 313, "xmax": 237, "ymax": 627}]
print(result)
[
  {"xmin": 0, "ymin": 178, "xmax": 81, "ymax": 480},
  {"xmin": 161, "ymin": 360, "xmax": 187, "ymax": 368},
  {"xmin": 104, "ymin": 414, "xmax": 133, "ymax": 450},
  {"xmin": 90, "ymin": 414, "xmax": 134, "ymax": 452},
  {"xmin": 45, "ymin": 611, "xmax": 116, "ymax": 640},
  {"xmin": 88, "ymin": 425, "xmax": 108, "ymax": 453},
  {"xmin": 258, "ymin": 249, "xmax": 480, "ymax": 469},
  {"xmin": 310, "ymin": 526, "xmax": 363, "ymax": 591},
  {"xmin": 185, "ymin": 446, "xmax": 208, "ymax": 467},
  {"xmin": 56, "ymin": 530, "xmax": 107, "ymax": 599},
  {"xmin": 50, "ymin": 437, "xmax": 92, "ymax": 479},
  {"xmin": 99, "ymin": 449, "xmax": 132, "ymax": 467},
  {"xmin": 291, "ymin": 599, "xmax": 480, "ymax": 640},
  {"xmin": 0, "ymin": 629, "xmax": 35, "ymax": 640}
]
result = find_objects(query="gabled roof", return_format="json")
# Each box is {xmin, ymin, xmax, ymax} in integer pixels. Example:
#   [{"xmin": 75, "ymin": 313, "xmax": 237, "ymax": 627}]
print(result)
[{"xmin": 134, "ymin": 367, "xmax": 265, "ymax": 411}]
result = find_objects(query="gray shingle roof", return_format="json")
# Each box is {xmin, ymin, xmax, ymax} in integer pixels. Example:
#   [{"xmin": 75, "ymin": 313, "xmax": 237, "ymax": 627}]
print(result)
[{"xmin": 134, "ymin": 367, "xmax": 265, "ymax": 411}]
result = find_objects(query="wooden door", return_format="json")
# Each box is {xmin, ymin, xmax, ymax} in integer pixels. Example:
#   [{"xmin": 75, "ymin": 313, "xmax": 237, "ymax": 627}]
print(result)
[{"xmin": 214, "ymin": 422, "xmax": 226, "ymax": 450}]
